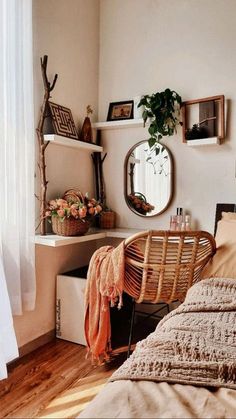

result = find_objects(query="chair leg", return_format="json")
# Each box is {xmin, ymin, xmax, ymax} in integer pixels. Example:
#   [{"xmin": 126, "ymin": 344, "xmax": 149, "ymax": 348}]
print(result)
[{"xmin": 127, "ymin": 298, "xmax": 136, "ymax": 358}]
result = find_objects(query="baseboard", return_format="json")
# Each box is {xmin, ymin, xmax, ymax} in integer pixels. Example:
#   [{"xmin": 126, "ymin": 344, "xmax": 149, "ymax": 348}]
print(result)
[{"xmin": 18, "ymin": 329, "xmax": 55, "ymax": 358}]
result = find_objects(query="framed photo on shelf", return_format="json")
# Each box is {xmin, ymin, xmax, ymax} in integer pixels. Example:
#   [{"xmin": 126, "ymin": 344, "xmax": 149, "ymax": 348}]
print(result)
[
  {"xmin": 48, "ymin": 101, "xmax": 78, "ymax": 140},
  {"xmin": 107, "ymin": 100, "xmax": 134, "ymax": 121}
]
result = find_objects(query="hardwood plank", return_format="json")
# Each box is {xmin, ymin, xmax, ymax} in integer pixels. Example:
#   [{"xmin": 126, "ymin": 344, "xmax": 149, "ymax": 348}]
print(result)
[
  {"xmin": 1, "ymin": 343, "xmax": 90, "ymax": 417},
  {"xmin": 0, "ymin": 339, "xmax": 126, "ymax": 419},
  {"xmin": 37, "ymin": 350, "xmax": 127, "ymax": 418}
]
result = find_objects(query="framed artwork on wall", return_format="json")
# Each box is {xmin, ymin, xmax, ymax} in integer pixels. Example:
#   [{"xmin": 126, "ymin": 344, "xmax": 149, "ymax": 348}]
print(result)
[
  {"xmin": 48, "ymin": 101, "xmax": 78, "ymax": 139},
  {"xmin": 181, "ymin": 95, "xmax": 225, "ymax": 143},
  {"xmin": 107, "ymin": 100, "xmax": 134, "ymax": 121}
]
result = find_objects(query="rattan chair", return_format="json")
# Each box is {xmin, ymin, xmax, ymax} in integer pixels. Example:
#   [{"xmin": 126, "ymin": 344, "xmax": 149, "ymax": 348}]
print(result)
[{"xmin": 124, "ymin": 230, "xmax": 216, "ymax": 355}]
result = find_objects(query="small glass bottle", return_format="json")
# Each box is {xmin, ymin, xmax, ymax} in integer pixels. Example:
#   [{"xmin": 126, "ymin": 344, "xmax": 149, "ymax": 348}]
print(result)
[
  {"xmin": 185, "ymin": 214, "xmax": 191, "ymax": 230},
  {"xmin": 176, "ymin": 207, "xmax": 183, "ymax": 231},
  {"xmin": 170, "ymin": 215, "xmax": 177, "ymax": 230},
  {"xmin": 181, "ymin": 221, "xmax": 186, "ymax": 231}
]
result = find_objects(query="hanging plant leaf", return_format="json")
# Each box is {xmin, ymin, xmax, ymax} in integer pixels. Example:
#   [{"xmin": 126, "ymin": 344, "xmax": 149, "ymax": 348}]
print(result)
[
  {"xmin": 148, "ymin": 137, "xmax": 156, "ymax": 148},
  {"xmin": 138, "ymin": 88, "xmax": 182, "ymax": 148}
]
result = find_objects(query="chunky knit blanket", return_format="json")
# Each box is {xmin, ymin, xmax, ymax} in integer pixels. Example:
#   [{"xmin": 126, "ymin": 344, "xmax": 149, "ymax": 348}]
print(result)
[{"xmin": 111, "ymin": 278, "xmax": 236, "ymax": 389}]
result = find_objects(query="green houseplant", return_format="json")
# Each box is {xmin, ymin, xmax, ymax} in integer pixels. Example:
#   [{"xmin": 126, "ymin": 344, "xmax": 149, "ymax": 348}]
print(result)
[{"xmin": 138, "ymin": 88, "xmax": 182, "ymax": 148}]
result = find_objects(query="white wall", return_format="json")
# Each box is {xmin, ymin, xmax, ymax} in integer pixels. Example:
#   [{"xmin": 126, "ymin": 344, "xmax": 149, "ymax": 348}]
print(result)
[
  {"xmin": 14, "ymin": 0, "xmax": 236, "ymax": 348},
  {"xmin": 14, "ymin": 0, "xmax": 100, "ymax": 348},
  {"xmin": 34, "ymin": 0, "xmax": 100, "ymax": 202},
  {"xmin": 99, "ymin": 0, "xmax": 236, "ymax": 233}
]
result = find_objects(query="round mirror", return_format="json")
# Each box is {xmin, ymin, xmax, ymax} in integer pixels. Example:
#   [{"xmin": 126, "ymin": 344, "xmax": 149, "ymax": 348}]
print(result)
[{"xmin": 124, "ymin": 141, "xmax": 173, "ymax": 217}]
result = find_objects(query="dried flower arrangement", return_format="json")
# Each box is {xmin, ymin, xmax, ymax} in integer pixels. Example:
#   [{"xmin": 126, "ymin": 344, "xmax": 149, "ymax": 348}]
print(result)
[
  {"xmin": 128, "ymin": 193, "xmax": 155, "ymax": 215},
  {"xmin": 45, "ymin": 189, "xmax": 102, "ymax": 236}
]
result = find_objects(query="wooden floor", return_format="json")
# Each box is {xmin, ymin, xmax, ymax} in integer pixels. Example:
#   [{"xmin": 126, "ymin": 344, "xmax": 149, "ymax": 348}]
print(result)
[{"xmin": 0, "ymin": 339, "xmax": 127, "ymax": 418}]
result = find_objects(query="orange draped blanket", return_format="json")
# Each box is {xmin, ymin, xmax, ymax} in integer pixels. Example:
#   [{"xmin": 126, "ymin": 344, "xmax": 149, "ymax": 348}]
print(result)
[{"xmin": 84, "ymin": 242, "xmax": 125, "ymax": 363}]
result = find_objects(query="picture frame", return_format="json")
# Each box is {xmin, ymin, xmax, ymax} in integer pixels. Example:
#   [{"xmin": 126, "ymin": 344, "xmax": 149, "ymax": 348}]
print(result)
[
  {"xmin": 181, "ymin": 95, "xmax": 225, "ymax": 143},
  {"xmin": 107, "ymin": 100, "xmax": 134, "ymax": 121},
  {"xmin": 48, "ymin": 101, "xmax": 78, "ymax": 140}
]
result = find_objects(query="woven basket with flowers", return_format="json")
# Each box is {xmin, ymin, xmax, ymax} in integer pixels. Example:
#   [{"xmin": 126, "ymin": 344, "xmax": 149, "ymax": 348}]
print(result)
[
  {"xmin": 127, "ymin": 192, "xmax": 155, "ymax": 215},
  {"xmin": 45, "ymin": 188, "xmax": 102, "ymax": 236}
]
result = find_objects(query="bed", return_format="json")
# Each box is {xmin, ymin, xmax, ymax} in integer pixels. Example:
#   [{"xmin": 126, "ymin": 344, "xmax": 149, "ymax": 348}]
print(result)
[{"xmin": 79, "ymin": 204, "xmax": 236, "ymax": 418}]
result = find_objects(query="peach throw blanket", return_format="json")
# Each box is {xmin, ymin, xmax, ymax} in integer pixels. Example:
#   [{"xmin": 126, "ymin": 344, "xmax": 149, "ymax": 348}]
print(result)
[{"xmin": 84, "ymin": 242, "xmax": 125, "ymax": 363}]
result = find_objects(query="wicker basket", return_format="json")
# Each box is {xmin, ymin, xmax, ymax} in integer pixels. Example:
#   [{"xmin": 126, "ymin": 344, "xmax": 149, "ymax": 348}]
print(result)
[
  {"xmin": 52, "ymin": 217, "xmax": 90, "ymax": 236},
  {"xmin": 99, "ymin": 211, "xmax": 116, "ymax": 229},
  {"xmin": 63, "ymin": 189, "xmax": 84, "ymax": 203}
]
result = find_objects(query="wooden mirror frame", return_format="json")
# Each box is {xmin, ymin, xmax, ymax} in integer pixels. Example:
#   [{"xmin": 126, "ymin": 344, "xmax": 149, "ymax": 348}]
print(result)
[
  {"xmin": 181, "ymin": 95, "xmax": 225, "ymax": 143},
  {"xmin": 124, "ymin": 141, "xmax": 174, "ymax": 217}
]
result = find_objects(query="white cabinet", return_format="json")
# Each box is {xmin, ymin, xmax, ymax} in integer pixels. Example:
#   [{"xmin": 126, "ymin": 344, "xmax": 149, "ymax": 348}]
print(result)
[{"xmin": 56, "ymin": 268, "xmax": 88, "ymax": 345}]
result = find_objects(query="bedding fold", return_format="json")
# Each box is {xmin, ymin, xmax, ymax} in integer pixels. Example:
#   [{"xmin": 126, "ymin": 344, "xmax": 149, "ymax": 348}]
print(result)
[{"xmin": 111, "ymin": 277, "xmax": 236, "ymax": 389}]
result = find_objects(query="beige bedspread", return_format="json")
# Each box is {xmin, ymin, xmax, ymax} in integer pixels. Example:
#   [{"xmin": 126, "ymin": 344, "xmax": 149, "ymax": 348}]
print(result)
[
  {"xmin": 112, "ymin": 277, "xmax": 236, "ymax": 389},
  {"xmin": 79, "ymin": 278, "xmax": 236, "ymax": 418},
  {"xmin": 79, "ymin": 379, "xmax": 236, "ymax": 418}
]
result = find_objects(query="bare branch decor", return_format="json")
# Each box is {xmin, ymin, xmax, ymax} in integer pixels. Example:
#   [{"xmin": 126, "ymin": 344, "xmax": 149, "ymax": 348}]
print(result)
[
  {"xmin": 92, "ymin": 152, "xmax": 107, "ymax": 204},
  {"xmin": 36, "ymin": 55, "xmax": 58, "ymax": 235}
]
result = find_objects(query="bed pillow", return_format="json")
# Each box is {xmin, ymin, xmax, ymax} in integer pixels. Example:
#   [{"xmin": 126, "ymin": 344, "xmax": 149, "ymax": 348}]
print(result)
[
  {"xmin": 221, "ymin": 211, "xmax": 236, "ymax": 221},
  {"xmin": 201, "ymin": 219, "xmax": 236, "ymax": 279}
]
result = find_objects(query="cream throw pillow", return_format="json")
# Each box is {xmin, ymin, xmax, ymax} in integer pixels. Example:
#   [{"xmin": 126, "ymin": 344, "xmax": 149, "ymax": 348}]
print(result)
[
  {"xmin": 221, "ymin": 211, "xmax": 236, "ymax": 221},
  {"xmin": 201, "ymin": 219, "xmax": 236, "ymax": 279}
]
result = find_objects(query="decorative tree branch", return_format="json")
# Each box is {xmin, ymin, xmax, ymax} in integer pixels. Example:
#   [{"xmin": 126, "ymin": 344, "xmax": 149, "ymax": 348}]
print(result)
[
  {"xmin": 99, "ymin": 153, "xmax": 107, "ymax": 205},
  {"xmin": 129, "ymin": 162, "xmax": 135, "ymax": 195},
  {"xmin": 92, "ymin": 152, "xmax": 107, "ymax": 206},
  {"xmin": 36, "ymin": 55, "xmax": 58, "ymax": 235},
  {"xmin": 92, "ymin": 153, "xmax": 100, "ymax": 201}
]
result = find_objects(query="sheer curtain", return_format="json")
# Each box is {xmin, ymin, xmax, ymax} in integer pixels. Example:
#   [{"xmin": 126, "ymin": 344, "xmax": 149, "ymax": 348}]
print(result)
[
  {"xmin": 0, "ymin": 0, "xmax": 35, "ymax": 316},
  {"xmin": 0, "ymin": 243, "xmax": 18, "ymax": 379}
]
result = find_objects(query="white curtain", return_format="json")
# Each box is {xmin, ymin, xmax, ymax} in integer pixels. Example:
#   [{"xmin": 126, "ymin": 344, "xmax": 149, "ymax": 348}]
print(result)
[
  {"xmin": 0, "ymin": 0, "xmax": 35, "ymax": 317},
  {"xmin": 0, "ymin": 244, "xmax": 19, "ymax": 379}
]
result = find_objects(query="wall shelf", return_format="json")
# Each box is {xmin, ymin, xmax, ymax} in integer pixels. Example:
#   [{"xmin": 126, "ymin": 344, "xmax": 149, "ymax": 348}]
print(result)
[
  {"xmin": 186, "ymin": 137, "xmax": 220, "ymax": 146},
  {"xmin": 182, "ymin": 95, "xmax": 225, "ymax": 144},
  {"xmin": 92, "ymin": 119, "xmax": 144, "ymax": 130},
  {"xmin": 35, "ymin": 227, "xmax": 143, "ymax": 247},
  {"xmin": 44, "ymin": 134, "xmax": 103, "ymax": 152}
]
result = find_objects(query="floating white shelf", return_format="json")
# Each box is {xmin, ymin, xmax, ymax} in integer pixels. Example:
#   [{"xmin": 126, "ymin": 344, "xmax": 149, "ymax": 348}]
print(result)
[
  {"xmin": 35, "ymin": 230, "xmax": 106, "ymax": 247},
  {"xmin": 44, "ymin": 134, "xmax": 103, "ymax": 152},
  {"xmin": 186, "ymin": 137, "xmax": 220, "ymax": 146},
  {"xmin": 105, "ymin": 228, "xmax": 142, "ymax": 239},
  {"xmin": 35, "ymin": 228, "xmax": 143, "ymax": 247},
  {"xmin": 92, "ymin": 119, "xmax": 144, "ymax": 130}
]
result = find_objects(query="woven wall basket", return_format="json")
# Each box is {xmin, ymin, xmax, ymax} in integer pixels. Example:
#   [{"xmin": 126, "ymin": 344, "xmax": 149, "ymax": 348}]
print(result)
[
  {"xmin": 52, "ymin": 217, "xmax": 90, "ymax": 236},
  {"xmin": 99, "ymin": 211, "xmax": 116, "ymax": 229}
]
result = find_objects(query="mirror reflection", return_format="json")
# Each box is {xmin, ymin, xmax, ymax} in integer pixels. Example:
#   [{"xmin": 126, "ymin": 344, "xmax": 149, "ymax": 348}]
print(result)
[{"xmin": 124, "ymin": 141, "xmax": 173, "ymax": 217}]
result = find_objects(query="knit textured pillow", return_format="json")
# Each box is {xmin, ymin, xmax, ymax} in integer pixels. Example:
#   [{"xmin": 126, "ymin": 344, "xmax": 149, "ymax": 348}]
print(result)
[{"xmin": 201, "ymin": 219, "xmax": 236, "ymax": 279}]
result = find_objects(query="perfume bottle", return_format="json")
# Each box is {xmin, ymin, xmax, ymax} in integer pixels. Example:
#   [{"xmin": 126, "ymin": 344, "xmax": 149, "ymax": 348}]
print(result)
[
  {"xmin": 176, "ymin": 207, "xmax": 183, "ymax": 231},
  {"xmin": 184, "ymin": 214, "xmax": 191, "ymax": 230},
  {"xmin": 170, "ymin": 215, "xmax": 177, "ymax": 230}
]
